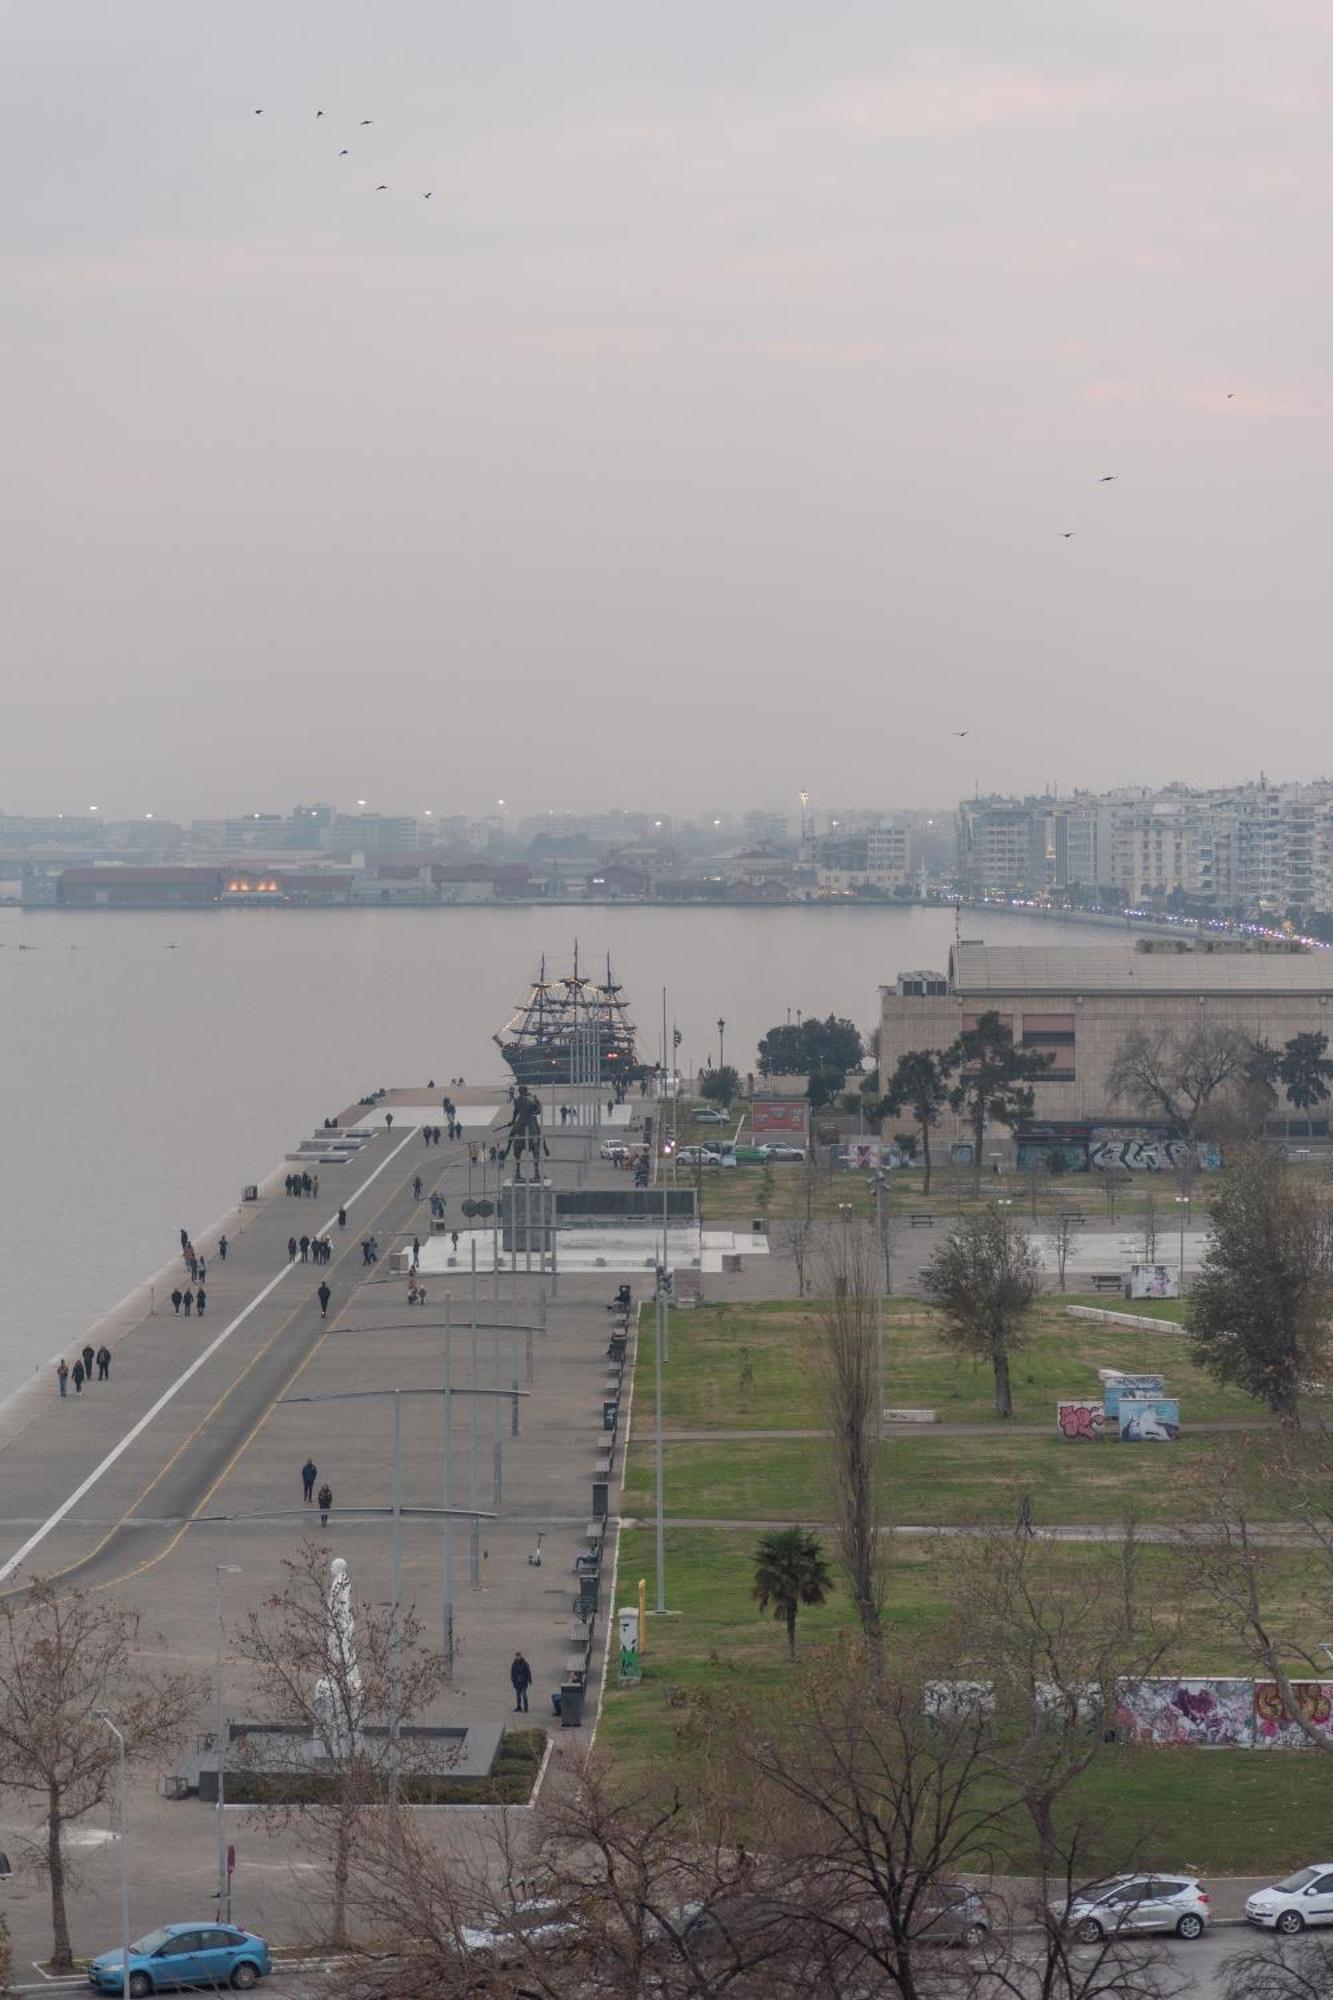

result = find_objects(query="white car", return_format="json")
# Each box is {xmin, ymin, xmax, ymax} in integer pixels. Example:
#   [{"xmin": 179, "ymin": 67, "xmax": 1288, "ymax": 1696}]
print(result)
[
  {"xmin": 460, "ymin": 1896, "xmax": 578, "ymax": 1962},
  {"xmin": 677, "ymin": 1145, "xmax": 723, "ymax": 1166},
  {"xmin": 1246, "ymin": 1864, "xmax": 1333, "ymax": 1932},
  {"xmin": 693, "ymin": 1107, "xmax": 729, "ymax": 1124},
  {"xmin": 765, "ymin": 1143, "xmax": 807, "ymax": 1161},
  {"xmin": 1058, "ymin": 1875, "xmax": 1211, "ymax": 1943}
]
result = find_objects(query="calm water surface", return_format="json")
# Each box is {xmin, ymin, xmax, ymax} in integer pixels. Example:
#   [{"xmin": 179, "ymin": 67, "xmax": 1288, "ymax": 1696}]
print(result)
[{"xmin": 0, "ymin": 903, "xmax": 1121, "ymax": 1395}]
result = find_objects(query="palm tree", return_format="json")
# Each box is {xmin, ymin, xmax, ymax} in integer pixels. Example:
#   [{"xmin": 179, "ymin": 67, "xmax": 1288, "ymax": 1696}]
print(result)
[{"xmin": 751, "ymin": 1526, "xmax": 833, "ymax": 1658}]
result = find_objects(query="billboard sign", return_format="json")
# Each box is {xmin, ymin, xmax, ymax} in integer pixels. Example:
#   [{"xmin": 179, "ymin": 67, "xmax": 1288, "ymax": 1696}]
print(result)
[
  {"xmin": 752, "ymin": 1098, "xmax": 809, "ymax": 1140},
  {"xmin": 1057, "ymin": 1401, "xmax": 1106, "ymax": 1442},
  {"xmin": 1129, "ymin": 1264, "xmax": 1179, "ymax": 1299},
  {"xmin": 1117, "ymin": 1397, "xmax": 1180, "ymax": 1442}
]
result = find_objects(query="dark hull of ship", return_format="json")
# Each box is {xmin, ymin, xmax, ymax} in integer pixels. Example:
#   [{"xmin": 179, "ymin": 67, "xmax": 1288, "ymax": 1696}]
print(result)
[{"xmin": 497, "ymin": 1038, "xmax": 642, "ymax": 1085}]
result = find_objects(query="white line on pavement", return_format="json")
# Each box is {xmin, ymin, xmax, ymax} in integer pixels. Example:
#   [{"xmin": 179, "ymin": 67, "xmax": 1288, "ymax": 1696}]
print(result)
[{"xmin": 0, "ymin": 1129, "xmax": 419, "ymax": 1585}]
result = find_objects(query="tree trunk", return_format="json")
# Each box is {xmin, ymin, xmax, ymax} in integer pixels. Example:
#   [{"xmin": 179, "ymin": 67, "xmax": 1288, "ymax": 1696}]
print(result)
[
  {"xmin": 920, "ymin": 1122, "xmax": 932, "ymax": 1197},
  {"xmin": 786, "ymin": 1607, "xmax": 797, "ymax": 1659},
  {"xmin": 331, "ymin": 1813, "xmax": 352, "ymax": 1948},
  {"xmin": 47, "ymin": 1792, "xmax": 71, "ymax": 1973},
  {"xmin": 992, "ymin": 1343, "xmax": 1013, "ymax": 1420},
  {"xmin": 972, "ymin": 1105, "xmax": 985, "ymax": 1197}
]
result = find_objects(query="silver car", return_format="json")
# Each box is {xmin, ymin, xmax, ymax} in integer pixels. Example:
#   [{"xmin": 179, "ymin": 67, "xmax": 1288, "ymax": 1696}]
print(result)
[
  {"xmin": 1245, "ymin": 1864, "xmax": 1333, "ymax": 1933},
  {"xmin": 1060, "ymin": 1874, "xmax": 1211, "ymax": 1943}
]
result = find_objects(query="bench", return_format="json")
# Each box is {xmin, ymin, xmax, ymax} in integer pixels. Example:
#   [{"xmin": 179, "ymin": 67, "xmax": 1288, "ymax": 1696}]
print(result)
[
  {"xmin": 585, "ymin": 1519, "xmax": 606, "ymax": 1546},
  {"xmin": 908, "ymin": 1213, "xmax": 934, "ymax": 1228},
  {"xmin": 1090, "ymin": 1273, "xmax": 1123, "ymax": 1295},
  {"xmin": 564, "ymin": 1656, "xmax": 587, "ymax": 1684}
]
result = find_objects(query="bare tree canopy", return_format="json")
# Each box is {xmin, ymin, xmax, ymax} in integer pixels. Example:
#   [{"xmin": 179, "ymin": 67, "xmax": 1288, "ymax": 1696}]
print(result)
[
  {"xmin": 926, "ymin": 1208, "xmax": 1043, "ymax": 1419},
  {"xmin": 0, "ymin": 1580, "xmax": 198, "ymax": 1971},
  {"xmin": 1104, "ymin": 1023, "xmax": 1258, "ymax": 1136},
  {"xmin": 1186, "ymin": 1149, "xmax": 1333, "ymax": 1424}
]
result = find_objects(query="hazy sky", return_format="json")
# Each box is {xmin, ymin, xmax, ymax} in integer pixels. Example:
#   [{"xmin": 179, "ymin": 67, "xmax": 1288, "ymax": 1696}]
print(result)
[{"xmin": 5, "ymin": 1, "xmax": 1332, "ymax": 822}]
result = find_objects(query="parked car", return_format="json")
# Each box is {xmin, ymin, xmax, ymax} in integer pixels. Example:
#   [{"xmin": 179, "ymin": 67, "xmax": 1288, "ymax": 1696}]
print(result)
[
  {"xmin": 1245, "ymin": 1864, "xmax": 1333, "ymax": 1932},
  {"xmin": 599, "ymin": 1141, "xmax": 630, "ymax": 1162},
  {"xmin": 914, "ymin": 1889, "xmax": 991, "ymax": 1948},
  {"xmin": 765, "ymin": 1143, "xmax": 807, "ymax": 1161},
  {"xmin": 693, "ymin": 1107, "xmax": 729, "ymax": 1124},
  {"xmin": 678, "ymin": 1146, "xmax": 723, "ymax": 1166},
  {"xmin": 1056, "ymin": 1875, "xmax": 1210, "ymax": 1943},
  {"xmin": 733, "ymin": 1144, "xmax": 771, "ymax": 1163},
  {"xmin": 87, "ymin": 1924, "xmax": 271, "ymax": 1995},
  {"xmin": 460, "ymin": 1895, "xmax": 580, "ymax": 1963}
]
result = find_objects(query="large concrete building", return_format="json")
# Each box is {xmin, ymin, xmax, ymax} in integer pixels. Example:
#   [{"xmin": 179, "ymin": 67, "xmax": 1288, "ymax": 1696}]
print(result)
[{"xmin": 879, "ymin": 940, "xmax": 1333, "ymax": 1158}]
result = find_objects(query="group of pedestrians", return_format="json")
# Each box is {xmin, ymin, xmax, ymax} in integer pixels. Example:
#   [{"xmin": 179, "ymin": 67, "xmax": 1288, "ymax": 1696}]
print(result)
[
  {"xmin": 284, "ymin": 1171, "xmax": 320, "ymax": 1198},
  {"xmin": 428, "ymin": 1192, "xmax": 447, "ymax": 1219},
  {"xmin": 359, "ymin": 1235, "xmax": 381, "ymax": 1265},
  {"xmin": 288, "ymin": 1234, "xmax": 332, "ymax": 1265},
  {"xmin": 300, "ymin": 1458, "xmax": 334, "ymax": 1525},
  {"xmin": 56, "ymin": 1342, "xmax": 112, "ymax": 1396},
  {"xmin": 420, "ymin": 1125, "xmax": 446, "ymax": 1147},
  {"xmin": 170, "ymin": 1284, "xmax": 207, "ymax": 1317}
]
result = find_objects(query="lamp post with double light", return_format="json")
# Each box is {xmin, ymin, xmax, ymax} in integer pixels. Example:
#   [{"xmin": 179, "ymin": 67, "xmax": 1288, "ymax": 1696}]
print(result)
[
  {"xmin": 92, "ymin": 1712, "xmax": 129, "ymax": 1996},
  {"xmin": 214, "ymin": 1563, "xmax": 242, "ymax": 1922}
]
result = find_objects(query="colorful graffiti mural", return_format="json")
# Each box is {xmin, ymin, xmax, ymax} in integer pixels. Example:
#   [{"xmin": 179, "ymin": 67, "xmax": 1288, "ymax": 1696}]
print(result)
[
  {"xmin": 1116, "ymin": 1678, "xmax": 1254, "ymax": 1748},
  {"xmin": 1129, "ymin": 1264, "xmax": 1179, "ymax": 1299},
  {"xmin": 1102, "ymin": 1375, "xmax": 1165, "ymax": 1418},
  {"xmin": 1057, "ymin": 1401, "xmax": 1106, "ymax": 1442},
  {"xmin": 1254, "ymin": 1681, "xmax": 1333, "ymax": 1749},
  {"xmin": 1118, "ymin": 1397, "xmax": 1180, "ymax": 1442}
]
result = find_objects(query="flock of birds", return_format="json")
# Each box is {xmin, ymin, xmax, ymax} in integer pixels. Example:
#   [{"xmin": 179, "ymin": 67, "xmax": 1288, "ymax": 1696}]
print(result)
[{"xmin": 251, "ymin": 106, "xmax": 436, "ymax": 201}]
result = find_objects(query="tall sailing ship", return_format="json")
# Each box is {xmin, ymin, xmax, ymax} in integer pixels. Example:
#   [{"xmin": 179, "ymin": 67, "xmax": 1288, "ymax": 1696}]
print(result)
[{"xmin": 495, "ymin": 949, "xmax": 644, "ymax": 1086}]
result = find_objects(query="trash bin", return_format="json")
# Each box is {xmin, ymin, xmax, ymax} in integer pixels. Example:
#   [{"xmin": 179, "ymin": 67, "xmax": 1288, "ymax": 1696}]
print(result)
[
  {"xmin": 592, "ymin": 1478, "xmax": 609, "ymax": 1519},
  {"xmin": 559, "ymin": 1681, "xmax": 585, "ymax": 1727},
  {"xmin": 242, "ymin": 1185, "xmax": 259, "ymax": 1203},
  {"xmin": 578, "ymin": 1570, "xmax": 599, "ymax": 1616},
  {"xmin": 752, "ymin": 1218, "xmax": 764, "ymax": 1234}
]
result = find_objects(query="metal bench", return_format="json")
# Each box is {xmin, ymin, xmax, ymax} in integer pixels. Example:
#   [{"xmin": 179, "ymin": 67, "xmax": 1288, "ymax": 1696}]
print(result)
[
  {"xmin": 908, "ymin": 1213, "xmax": 934, "ymax": 1228},
  {"xmin": 1090, "ymin": 1273, "xmax": 1123, "ymax": 1294}
]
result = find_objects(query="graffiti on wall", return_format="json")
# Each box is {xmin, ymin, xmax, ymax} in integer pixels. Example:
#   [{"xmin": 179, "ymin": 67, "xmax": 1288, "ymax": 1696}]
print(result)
[
  {"xmin": 1117, "ymin": 1397, "xmax": 1180, "ymax": 1442},
  {"xmin": 1057, "ymin": 1401, "xmax": 1106, "ymax": 1442},
  {"xmin": 1116, "ymin": 1678, "xmax": 1254, "ymax": 1748},
  {"xmin": 1254, "ymin": 1681, "xmax": 1333, "ymax": 1749},
  {"xmin": 1089, "ymin": 1133, "xmax": 1222, "ymax": 1173}
]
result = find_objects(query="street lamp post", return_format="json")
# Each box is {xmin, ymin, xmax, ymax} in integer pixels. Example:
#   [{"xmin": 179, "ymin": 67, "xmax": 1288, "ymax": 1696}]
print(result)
[
  {"xmin": 213, "ymin": 1563, "xmax": 242, "ymax": 1922},
  {"xmin": 93, "ymin": 1712, "xmax": 129, "ymax": 1996},
  {"xmin": 717, "ymin": 1018, "xmax": 726, "ymax": 1075}
]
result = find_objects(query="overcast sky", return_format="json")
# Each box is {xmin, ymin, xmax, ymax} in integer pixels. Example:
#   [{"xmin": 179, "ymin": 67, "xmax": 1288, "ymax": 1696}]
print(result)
[{"xmin": 4, "ymin": 1, "xmax": 1331, "ymax": 822}]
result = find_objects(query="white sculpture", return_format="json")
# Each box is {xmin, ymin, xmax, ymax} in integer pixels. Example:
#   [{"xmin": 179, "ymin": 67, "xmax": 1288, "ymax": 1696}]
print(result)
[{"xmin": 312, "ymin": 1556, "xmax": 363, "ymax": 1759}]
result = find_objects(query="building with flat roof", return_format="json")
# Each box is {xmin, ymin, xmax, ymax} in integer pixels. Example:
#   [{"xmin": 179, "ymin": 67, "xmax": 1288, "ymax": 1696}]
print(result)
[{"xmin": 879, "ymin": 940, "xmax": 1333, "ymax": 1154}]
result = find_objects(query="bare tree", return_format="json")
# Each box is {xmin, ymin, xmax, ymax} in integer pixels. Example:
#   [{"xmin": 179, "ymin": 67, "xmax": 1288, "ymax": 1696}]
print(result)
[
  {"xmin": 231, "ymin": 1540, "xmax": 448, "ymax": 1946},
  {"xmin": 0, "ymin": 1580, "xmax": 198, "ymax": 1971},
  {"xmin": 1099, "ymin": 1165, "xmax": 1130, "ymax": 1224},
  {"xmin": 776, "ymin": 1215, "xmax": 817, "ymax": 1297},
  {"xmin": 1049, "ymin": 1208, "xmax": 1075, "ymax": 1293},
  {"xmin": 926, "ymin": 1208, "xmax": 1043, "ymax": 1419},
  {"xmin": 1105, "ymin": 1023, "xmax": 1256, "ymax": 1136},
  {"xmin": 815, "ymin": 1227, "xmax": 887, "ymax": 1651},
  {"xmin": 1220, "ymin": 1934, "xmax": 1333, "ymax": 1999}
]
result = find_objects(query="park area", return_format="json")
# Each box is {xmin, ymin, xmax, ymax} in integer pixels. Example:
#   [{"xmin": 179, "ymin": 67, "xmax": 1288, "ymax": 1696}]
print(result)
[{"xmin": 603, "ymin": 1292, "xmax": 1333, "ymax": 1872}]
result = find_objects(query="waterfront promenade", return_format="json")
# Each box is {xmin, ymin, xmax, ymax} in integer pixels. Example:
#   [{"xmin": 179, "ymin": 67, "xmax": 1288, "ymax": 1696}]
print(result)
[{"xmin": 0, "ymin": 1086, "xmax": 658, "ymax": 1972}]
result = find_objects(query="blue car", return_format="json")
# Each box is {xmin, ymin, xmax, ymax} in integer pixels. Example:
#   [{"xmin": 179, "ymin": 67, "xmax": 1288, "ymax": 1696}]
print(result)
[{"xmin": 88, "ymin": 1923, "xmax": 271, "ymax": 1994}]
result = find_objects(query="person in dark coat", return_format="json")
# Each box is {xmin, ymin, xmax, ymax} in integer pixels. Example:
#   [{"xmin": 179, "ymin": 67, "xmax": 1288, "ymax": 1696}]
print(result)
[
  {"xmin": 302, "ymin": 1458, "xmax": 317, "ymax": 1503},
  {"xmin": 81, "ymin": 1344, "xmax": 95, "ymax": 1382},
  {"xmin": 337, "ymin": 1206, "xmax": 347, "ymax": 1229},
  {"xmin": 299, "ymin": 1235, "xmax": 310, "ymax": 1263},
  {"xmin": 218, "ymin": 1234, "xmax": 228, "ymax": 1261},
  {"xmin": 71, "ymin": 1359, "xmax": 85, "ymax": 1394},
  {"xmin": 182, "ymin": 1289, "xmax": 193, "ymax": 1317},
  {"xmin": 317, "ymin": 1482, "xmax": 333, "ymax": 1526},
  {"xmin": 171, "ymin": 1288, "xmax": 183, "ymax": 1315},
  {"xmin": 510, "ymin": 1652, "xmax": 532, "ymax": 1714},
  {"xmin": 195, "ymin": 1287, "xmax": 206, "ymax": 1317},
  {"xmin": 288, "ymin": 1237, "xmax": 298, "ymax": 1263},
  {"xmin": 96, "ymin": 1345, "xmax": 111, "ymax": 1381},
  {"xmin": 317, "ymin": 1281, "xmax": 331, "ymax": 1318}
]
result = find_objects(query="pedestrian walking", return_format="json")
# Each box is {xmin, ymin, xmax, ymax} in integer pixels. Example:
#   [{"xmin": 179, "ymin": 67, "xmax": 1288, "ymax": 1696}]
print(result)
[
  {"xmin": 183, "ymin": 1289, "xmax": 193, "ymax": 1317},
  {"xmin": 71, "ymin": 1359, "xmax": 85, "ymax": 1394},
  {"xmin": 337, "ymin": 1206, "xmax": 347, "ymax": 1229},
  {"xmin": 197, "ymin": 1257, "xmax": 206, "ymax": 1286},
  {"xmin": 317, "ymin": 1281, "xmax": 331, "ymax": 1318},
  {"xmin": 288, "ymin": 1236, "xmax": 298, "ymax": 1263},
  {"xmin": 1016, "ymin": 1492, "xmax": 1035, "ymax": 1538},
  {"xmin": 96, "ymin": 1344, "xmax": 111, "ymax": 1381},
  {"xmin": 450, "ymin": 1230, "xmax": 459, "ymax": 1252},
  {"xmin": 218, "ymin": 1234, "xmax": 228, "ymax": 1261},
  {"xmin": 57, "ymin": 1359, "xmax": 69, "ymax": 1398},
  {"xmin": 171, "ymin": 1288, "xmax": 183, "ymax": 1316},
  {"xmin": 299, "ymin": 1235, "xmax": 310, "ymax": 1263},
  {"xmin": 312, "ymin": 1175, "xmax": 319, "ymax": 1198},
  {"xmin": 180, "ymin": 1228, "xmax": 189, "ymax": 1252},
  {"xmin": 510, "ymin": 1651, "xmax": 532, "ymax": 1714},
  {"xmin": 301, "ymin": 1458, "xmax": 317, "ymax": 1503},
  {"xmin": 196, "ymin": 1287, "xmax": 206, "ymax": 1317},
  {"xmin": 317, "ymin": 1482, "xmax": 333, "ymax": 1527},
  {"xmin": 81, "ymin": 1343, "xmax": 95, "ymax": 1382},
  {"xmin": 385, "ymin": 1111, "xmax": 394, "ymax": 1130},
  {"xmin": 413, "ymin": 1175, "xmax": 423, "ymax": 1200},
  {"xmin": 187, "ymin": 1255, "xmax": 199, "ymax": 1283}
]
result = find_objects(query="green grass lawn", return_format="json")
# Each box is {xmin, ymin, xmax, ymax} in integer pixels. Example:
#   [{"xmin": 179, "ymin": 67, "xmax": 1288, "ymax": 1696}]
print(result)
[
  {"xmin": 623, "ymin": 1427, "xmax": 1279, "ymax": 1526},
  {"xmin": 637, "ymin": 1296, "xmax": 1259, "ymax": 1433},
  {"xmin": 602, "ymin": 1531, "xmax": 1333, "ymax": 1873}
]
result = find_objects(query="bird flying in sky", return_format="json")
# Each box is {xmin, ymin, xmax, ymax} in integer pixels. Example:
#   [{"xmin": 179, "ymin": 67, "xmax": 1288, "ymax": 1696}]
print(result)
[
  {"xmin": 360, "ymin": 119, "xmax": 373, "ymax": 125},
  {"xmin": 952, "ymin": 730, "xmax": 969, "ymax": 738},
  {"xmin": 422, "ymin": 191, "xmax": 433, "ymax": 199},
  {"xmin": 1060, "ymin": 531, "xmax": 1075, "ymax": 539},
  {"xmin": 253, "ymin": 108, "xmax": 263, "ymax": 115},
  {"xmin": 1097, "ymin": 474, "xmax": 1117, "ymax": 482},
  {"xmin": 339, "ymin": 148, "xmax": 349, "ymax": 156},
  {"xmin": 375, "ymin": 184, "xmax": 389, "ymax": 191}
]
